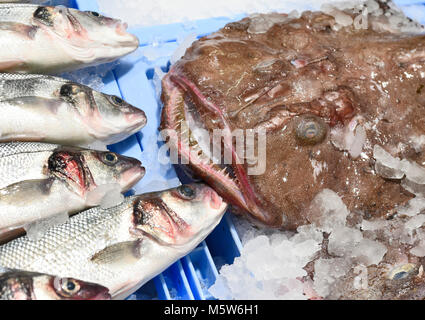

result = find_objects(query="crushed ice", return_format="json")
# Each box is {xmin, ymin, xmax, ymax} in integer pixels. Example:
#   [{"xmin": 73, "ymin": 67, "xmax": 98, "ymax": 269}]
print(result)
[
  {"xmin": 24, "ymin": 212, "xmax": 69, "ymax": 242},
  {"xmin": 85, "ymin": 183, "xmax": 125, "ymax": 208}
]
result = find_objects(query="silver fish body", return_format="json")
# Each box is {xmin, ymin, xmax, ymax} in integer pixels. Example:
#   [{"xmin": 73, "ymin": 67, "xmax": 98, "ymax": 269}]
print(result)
[
  {"xmin": 0, "ymin": 269, "xmax": 111, "ymax": 300},
  {"xmin": 0, "ymin": 4, "xmax": 138, "ymax": 74},
  {"xmin": 0, "ymin": 142, "xmax": 145, "ymax": 235},
  {"xmin": 0, "ymin": 183, "xmax": 227, "ymax": 298},
  {"xmin": 0, "ymin": 73, "xmax": 146, "ymax": 146}
]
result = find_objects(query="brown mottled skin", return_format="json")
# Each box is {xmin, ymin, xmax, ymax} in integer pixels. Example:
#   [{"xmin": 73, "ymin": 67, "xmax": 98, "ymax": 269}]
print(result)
[
  {"xmin": 161, "ymin": 6, "xmax": 425, "ymax": 230},
  {"xmin": 302, "ymin": 220, "xmax": 425, "ymax": 300}
]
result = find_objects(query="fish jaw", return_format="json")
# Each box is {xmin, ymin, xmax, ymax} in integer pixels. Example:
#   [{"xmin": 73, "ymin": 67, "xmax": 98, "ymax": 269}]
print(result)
[
  {"xmin": 119, "ymin": 164, "xmax": 146, "ymax": 192},
  {"xmin": 33, "ymin": 275, "xmax": 111, "ymax": 300},
  {"xmin": 61, "ymin": 7, "xmax": 139, "ymax": 64},
  {"xmin": 161, "ymin": 71, "xmax": 274, "ymax": 226},
  {"xmin": 0, "ymin": 5, "xmax": 139, "ymax": 73},
  {"xmin": 132, "ymin": 184, "xmax": 227, "ymax": 247}
]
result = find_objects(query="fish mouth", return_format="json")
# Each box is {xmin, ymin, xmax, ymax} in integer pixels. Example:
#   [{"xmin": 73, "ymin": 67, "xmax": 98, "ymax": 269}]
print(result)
[
  {"xmin": 161, "ymin": 68, "xmax": 272, "ymax": 225},
  {"xmin": 124, "ymin": 108, "xmax": 147, "ymax": 132},
  {"xmin": 120, "ymin": 165, "xmax": 145, "ymax": 192},
  {"xmin": 90, "ymin": 288, "xmax": 112, "ymax": 300}
]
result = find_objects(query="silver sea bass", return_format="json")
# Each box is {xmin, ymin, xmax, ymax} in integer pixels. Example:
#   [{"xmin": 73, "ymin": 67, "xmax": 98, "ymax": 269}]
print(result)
[
  {"xmin": 0, "ymin": 73, "xmax": 146, "ymax": 146},
  {"xmin": 0, "ymin": 184, "xmax": 228, "ymax": 299},
  {"xmin": 0, "ymin": 269, "xmax": 111, "ymax": 300},
  {"xmin": 0, "ymin": 142, "xmax": 145, "ymax": 235},
  {"xmin": 0, "ymin": 4, "xmax": 139, "ymax": 74}
]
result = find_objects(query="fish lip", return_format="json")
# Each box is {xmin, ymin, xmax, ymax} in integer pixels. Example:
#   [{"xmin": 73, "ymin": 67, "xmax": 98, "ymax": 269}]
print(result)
[
  {"xmin": 90, "ymin": 289, "xmax": 112, "ymax": 300},
  {"xmin": 120, "ymin": 165, "xmax": 145, "ymax": 191},
  {"xmin": 124, "ymin": 108, "xmax": 147, "ymax": 132},
  {"xmin": 161, "ymin": 71, "xmax": 272, "ymax": 224}
]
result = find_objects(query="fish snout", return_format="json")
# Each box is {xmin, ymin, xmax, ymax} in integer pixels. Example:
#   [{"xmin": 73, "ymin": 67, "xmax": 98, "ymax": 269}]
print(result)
[
  {"xmin": 201, "ymin": 184, "xmax": 226, "ymax": 211},
  {"xmin": 124, "ymin": 107, "xmax": 147, "ymax": 131},
  {"xmin": 91, "ymin": 288, "xmax": 112, "ymax": 300},
  {"xmin": 119, "ymin": 159, "xmax": 145, "ymax": 191}
]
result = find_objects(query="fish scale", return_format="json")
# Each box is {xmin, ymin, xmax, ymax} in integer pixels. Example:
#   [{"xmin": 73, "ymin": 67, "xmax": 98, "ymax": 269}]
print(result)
[
  {"xmin": 0, "ymin": 4, "xmax": 139, "ymax": 74},
  {"xmin": 0, "ymin": 142, "xmax": 57, "ymax": 158},
  {"xmin": 0, "ymin": 198, "xmax": 131, "ymax": 279},
  {"xmin": 0, "ymin": 141, "xmax": 145, "ymax": 236},
  {"xmin": 0, "ymin": 143, "xmax": 55, "ymax": 188},
  {"xmin": 0, "ymin": 184, "xmax": 227, "ymax": 298}
]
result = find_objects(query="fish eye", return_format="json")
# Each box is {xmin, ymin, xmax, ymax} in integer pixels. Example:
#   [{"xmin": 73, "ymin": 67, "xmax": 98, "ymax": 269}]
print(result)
[
  {"xmin": 60, "ymin": 83, "xmax": 81, "ymax": 98},
  {"xmin": 177, "ymin": 185, "xmax": 196, "ymax": 200},
  {"xmin": 103, "ymin": 152, "xmax": 118, "ymax": 165},
  {"xmin": 88, "ymin": 11, "xmax": 100, "ymax": 17},
  {"xmin": 110, "ymin": 95, "xmax": 124, "ymax": 106},
  {"xmin": 55, "ymin": 278, "xmax": 80, "ymax": 298},
  {"xmin": 60, "ymin": 84, "xmax": 73, "ymax": 97},
  {"xmin": 295, "ymin": 115, "xmax": 327, "ymax": 145},
  {"xmin": 389, "ymin": 264, "xmax": 416, "ymax": 281},
  {"xmin": 33, "ymin": 6, "xmax": 54, "ymax": 26}
]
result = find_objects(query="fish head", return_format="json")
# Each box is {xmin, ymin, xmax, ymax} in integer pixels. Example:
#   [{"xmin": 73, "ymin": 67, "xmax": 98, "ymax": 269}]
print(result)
[
  {"xmin": 47, "ymin": 147, "xmax": 145, "ymax": 199},
  {"xmin": 34, "ymin": 275, "xmax": 111, "ymax": 300},
  {"xmin": 0, "ymin": 271, "xmax": 110, "ymax": 300},
  {"xmin": 160, "ymin": 10, "xmax": 389, "ymax": 230},
  {"xmin": 57, "ymin": 81, "xmax": 147, "ymax": 144},
  {"xmin": 91, "ymin": 90, "xmax": 147, "ymax": 144},
  {"xmin": 133, "ymin": 183, "xmax": 227, "ymax": 246},
  {"xmin": 32, "ymin": 5, "xmax": 139, "ymax": 64},
  {"xmin": 82, "ymin": 150, "xmax": 145, "ymax": 192}
]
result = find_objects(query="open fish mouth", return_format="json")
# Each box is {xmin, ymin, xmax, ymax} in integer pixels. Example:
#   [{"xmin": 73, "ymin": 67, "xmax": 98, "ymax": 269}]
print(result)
[{"xmin": 161, "ymin": 68, "xmax": 271, "ymax": 225}]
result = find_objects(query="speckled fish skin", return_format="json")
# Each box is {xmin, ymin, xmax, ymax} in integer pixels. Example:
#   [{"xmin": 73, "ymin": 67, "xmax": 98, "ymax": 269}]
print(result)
[
  {"xmin": 0, "ymin": 183, "xmax": 227, "ymax": 299},
  {"xmin": 161, "ymin": 1, "xmax": 425, "ymax": 229},
  {"xmin": 0, "ymin": 142, "xmax": 145, "ymax": 235},
  {"xmin": 0, "ymin": 4, "xmax": 138, "ymax": 74},
  {"xmin": 0, "ymin": 73, "xmax": 147, "ymax": 146},
  {"xmin": 0, "ymin": 270, "xmax": 111, "ymax": 300}
]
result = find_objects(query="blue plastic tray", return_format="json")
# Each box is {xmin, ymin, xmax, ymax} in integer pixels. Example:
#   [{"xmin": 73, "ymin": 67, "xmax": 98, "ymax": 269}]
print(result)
[
  {"xmin": 67, "ymin": 0, "xmax": 244, "ymax": 300},
  {"xmin": 64, "ymin": 0, "xmax": 425, "ymax": 300}
]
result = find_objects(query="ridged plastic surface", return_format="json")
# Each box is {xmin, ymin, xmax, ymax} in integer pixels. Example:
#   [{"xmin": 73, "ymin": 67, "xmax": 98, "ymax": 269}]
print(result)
[
  {"xmin": 69, "ymin": 0, "xmax": 244, "ymax": 300},
  {"xmin": 66, "ymin": 0, "xmax": 424, "ymax": 300}
]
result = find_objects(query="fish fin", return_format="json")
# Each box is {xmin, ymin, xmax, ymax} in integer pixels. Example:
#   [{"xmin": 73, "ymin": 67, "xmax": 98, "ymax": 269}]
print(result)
[
  {"xmin": 0, "ymin": 96, "xmax": 63, "ymax": 114},
  {"xmin": 0, "ymin": 22, "xmax": 37, "ymax": 39},
  {"xmin": 0, "ymin": 227, "xmax": 25, "ymax": 245},
  {"xmin": 0, "ymin": 178, "xmax": 55, "ymax": 205},
  {"xmin": 0, "ymin": 60, "xmax": 25, "ymax": 72},
  {"xmin": 90, "ymin": 240, "xmax": 143, "ymax": 267}
]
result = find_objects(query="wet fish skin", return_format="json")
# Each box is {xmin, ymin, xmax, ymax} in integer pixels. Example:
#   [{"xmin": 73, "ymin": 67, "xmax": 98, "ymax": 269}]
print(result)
[
  {"xmin": 0, "ymin": 73, "xmax": 147, "ymax": 146},
  {"xmin": 0, "ymin": 183, "xmax": 227, "ymax": 299},
  {"xmin": 0, "ymin": 142, "xmax": 145, "ymax": 235},
  {"xmin": 0, "ymin": 269, "xmax": 111, "ymax": 300},
  {"xmin": 0, "ymin": 4, "xmax": 139, "ymax": 74}
]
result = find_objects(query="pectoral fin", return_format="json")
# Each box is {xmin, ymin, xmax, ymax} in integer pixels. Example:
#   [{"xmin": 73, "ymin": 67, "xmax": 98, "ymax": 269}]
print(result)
[
  {"xmin": 0, "ymin": 22, "xmax": 37, "ymax": 39},
  {"xmin": 0, "ymin": 178, "xmax": 54, "ymax": 205},
  {"xmin": 90, "ymin": 240, "xmax": 143, "ymax": 267}
]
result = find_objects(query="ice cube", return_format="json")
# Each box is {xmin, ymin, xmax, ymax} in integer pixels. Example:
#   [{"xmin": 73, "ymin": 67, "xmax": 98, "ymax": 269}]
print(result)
[
  {"xmin": 306, "ymin": 189, "xmax": 349, "ymax": 233},
  {"xmin": 410, "ymin": 241, "xmax": 425, "ymax": 257},
  {"xmin": 397, "ymin": 197, "xmax": 425, "ymax": 217},
  {"xmin": 153, "ymin": 67, "xmax": 166, "ymax": 99},
  {"xmin": 24, "ymin": 212, "xmax": 69, "ymax": 241},
  {"xmin": 373, "ymin": 145, "xmax": 404, "ymax": 179},
  {"xmin": 328, "ymin": 226, "xmax": 363, "ymax": 257},
  {"xmin": 100, "ymin": 188, "xmax": 125, "ymax": 210},
  {"xmin": 350, "ymin": 238, "xmax": 387, "ymax": 266},
  {"xmin": 170, "ymin": 33, "xmax": 198, "ymax": 65},
  {"xmin": 400, "ymin": 159, "xmax": 425, "ymax": 195},
  {"xmin": 85, "ymin": 183, "xmax": 124, "ymax": 207},
  {"xmin": 313, "ymin": 258, "xmax": 351, "ymax": 298},
  {"xmin": 404, "ymin": 214, "xmax": 425, "ymax": 234},
  {"xmin": 361, "ymin": 219, "xmax": 388, "ymax": 231}
]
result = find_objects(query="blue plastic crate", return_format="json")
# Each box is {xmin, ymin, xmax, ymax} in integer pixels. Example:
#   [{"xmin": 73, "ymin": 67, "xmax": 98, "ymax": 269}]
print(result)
[
  {"xmin": 64, "ymin": 0, "xmax": 424, "ymax": 300},
  {"xmin": 65, "ymin": 0, "xmax": 244, "ymax": 300}
]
